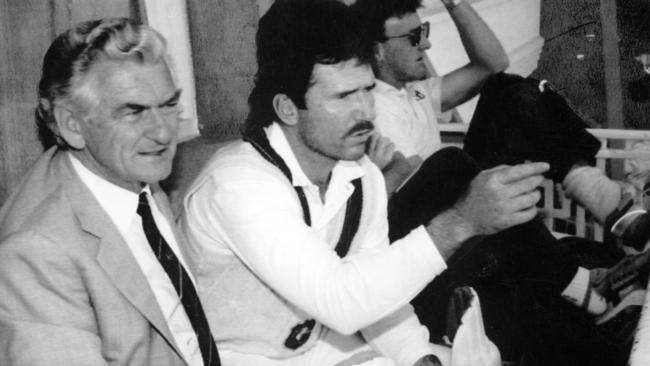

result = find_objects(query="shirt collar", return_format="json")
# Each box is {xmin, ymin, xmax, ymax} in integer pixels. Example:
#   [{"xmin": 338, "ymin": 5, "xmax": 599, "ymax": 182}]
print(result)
[
  {"xmin": 376, "ymin": 78, "xmax": 428, "ymax": 101},
  {"xmin": 68, "ymin": 153, "xmax": 146, "ymax": 234},
  {"xmin": 265, "ymin": 122, "xmax": 366, "ymax": 189},
  {"xmin": 375, "ymin": 79, "xmax": 408, "ymax": 99}
]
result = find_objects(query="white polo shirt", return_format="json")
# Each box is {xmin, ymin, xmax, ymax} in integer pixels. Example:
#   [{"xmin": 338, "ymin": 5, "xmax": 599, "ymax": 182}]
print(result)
[{"xmin": 373, "ymin": 78, "xmax": 449, "ymax": 160}]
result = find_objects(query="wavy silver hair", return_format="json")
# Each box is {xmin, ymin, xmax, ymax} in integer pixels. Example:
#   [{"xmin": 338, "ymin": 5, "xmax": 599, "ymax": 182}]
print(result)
[{"xmin": 36, "ymin": 17, "xmax": 170, "ymax": 149}]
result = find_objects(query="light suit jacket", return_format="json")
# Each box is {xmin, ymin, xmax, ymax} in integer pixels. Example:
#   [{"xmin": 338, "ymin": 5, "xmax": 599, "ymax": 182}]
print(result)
[{"xmin": 0, "ymin": 147, "xmax": 188, "ymax": 365}]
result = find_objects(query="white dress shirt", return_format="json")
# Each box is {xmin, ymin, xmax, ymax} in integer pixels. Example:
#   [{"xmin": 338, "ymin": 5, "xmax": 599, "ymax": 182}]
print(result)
[
  {"xmin": 69, "ymin": 153, "xmax": 202, "ymax": 366},
  {"xmin": 373, "ymin": 78, "xmax": 448, "ymax": 160},
  {"xmin": 182, "ymin": 123, "xmax": 451, "ymax": 365}
]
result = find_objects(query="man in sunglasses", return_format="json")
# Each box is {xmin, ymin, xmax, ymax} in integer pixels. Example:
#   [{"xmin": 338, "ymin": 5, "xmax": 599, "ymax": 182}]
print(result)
[
  {"xmin": 350, "ymin": 0, "xmax": 508, "ymax": 194},
  {"xmin": 350, "ymin": 0, "xmax": 635, "ymax": 364}
]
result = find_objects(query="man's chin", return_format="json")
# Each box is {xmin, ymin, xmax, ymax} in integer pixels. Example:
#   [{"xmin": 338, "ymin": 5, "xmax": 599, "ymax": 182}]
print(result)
[
  {"xmin": 339, "ymin": 148, "xmax": 366, "ymax": 162},
  {"xmin": 409, "ymin": 64, "xmax": 429, "ymax": 82},
  {"xmin": 412, "ymin": 72, "xmax": 428, "ymax": 82},
  {"xmin": 134, "ymin": 166, "xmax": 173, "ymax": 186}
]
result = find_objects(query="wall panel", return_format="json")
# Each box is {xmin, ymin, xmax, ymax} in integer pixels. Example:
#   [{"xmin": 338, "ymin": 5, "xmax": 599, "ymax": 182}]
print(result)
[
  {"xmin": 186, "ymin": 0, "xmax": 259, "ymax": 141},
  {"xmin": 0, "ymin": 0, "xmax": 134, "ymax": 206}
]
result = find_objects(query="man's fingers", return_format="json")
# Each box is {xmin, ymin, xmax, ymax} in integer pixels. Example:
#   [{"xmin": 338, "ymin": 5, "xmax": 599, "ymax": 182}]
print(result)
[
  {"xmin": 504, "ymin": 190, "xmax": 542, "ymax": 212},
  {"xmin": 482, "ymin": 164, "xmax": 510, "ymax": 173},
  {"xmin": 367, "ymin": 132, "xmax": 379, "ymax": 152},
  {"xmin": 505, "ymin": 206, "xmax": 539, "ymax": 227},
  {"xmin": 374, "ymin": 137, "xmax": 394, "ymax": 156},
  {"xmin": 498, "ymin": 162, "xmax": 549, "ymax": 184},
  {"xmin": 383, "ymin": 141, "xmax": 395, "ymax": 157},
  {"xmin": 503, "ymin": 174, "xmax": 545, "ymax": 198}
]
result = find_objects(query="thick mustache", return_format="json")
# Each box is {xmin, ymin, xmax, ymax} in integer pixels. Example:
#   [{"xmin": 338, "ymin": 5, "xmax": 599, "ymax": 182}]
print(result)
[{"xmin": 345, "ymin": 121, "xmax": 374, "ymax": 137}]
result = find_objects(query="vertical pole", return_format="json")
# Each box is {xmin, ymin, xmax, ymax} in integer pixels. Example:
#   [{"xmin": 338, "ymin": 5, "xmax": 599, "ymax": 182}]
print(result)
[{"xmin": 600, "ymin": 0, "xmax": 625, "ymax": 178}]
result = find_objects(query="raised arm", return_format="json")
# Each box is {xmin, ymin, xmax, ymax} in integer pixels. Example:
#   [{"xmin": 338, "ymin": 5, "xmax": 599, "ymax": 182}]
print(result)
[{"xmin": 439, "ymin": 0, "xmax": 509, "ymax": 111}]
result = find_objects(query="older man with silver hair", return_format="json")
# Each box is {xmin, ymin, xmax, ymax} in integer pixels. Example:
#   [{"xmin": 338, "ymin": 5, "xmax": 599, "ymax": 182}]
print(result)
[{"xmin": 0, "ymin": 18, "xmax": 220, "ymax": 366}]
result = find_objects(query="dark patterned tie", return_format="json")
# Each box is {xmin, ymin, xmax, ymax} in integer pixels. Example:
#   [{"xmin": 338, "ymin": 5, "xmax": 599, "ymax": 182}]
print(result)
[{"xmin": 137, "ymin": 192, "xmax": 220, "ymax": 366}]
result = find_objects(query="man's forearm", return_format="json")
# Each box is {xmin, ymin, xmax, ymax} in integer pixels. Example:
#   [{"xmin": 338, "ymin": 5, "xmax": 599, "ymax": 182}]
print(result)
[
  {"xmin": 446, "ymin": 0, "xmax": 509, "ymax": 73},
  {"xmin": 383, "ymin": 163, "xmax": 415, "ymax": 196},
  {"xmin": 438, "ymin": 0, "xmax": 509, "ymax": 111}
]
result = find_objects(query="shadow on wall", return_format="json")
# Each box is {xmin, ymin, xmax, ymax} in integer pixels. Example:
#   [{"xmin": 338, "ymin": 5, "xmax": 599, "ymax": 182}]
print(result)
[
  {"xmin": 0, "ymin": 185, "xmax": 7, "ymax": 208},
  {"xmin": 161, "ymin": 136, "xmax": 230, "ymax": 217}
]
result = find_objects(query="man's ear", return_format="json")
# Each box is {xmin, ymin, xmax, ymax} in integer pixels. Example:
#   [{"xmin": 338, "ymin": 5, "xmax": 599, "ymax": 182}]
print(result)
[
  {"xmin": 272, "ymin": 94, "xmax": 299, "ymax": 126},
  {"xmin": 374, "ymin": 42, "xmax": 385, "ymax": 63},
  {"xmin": 53, "ymin": 104, "xmax": 86, "ymax": 149}
]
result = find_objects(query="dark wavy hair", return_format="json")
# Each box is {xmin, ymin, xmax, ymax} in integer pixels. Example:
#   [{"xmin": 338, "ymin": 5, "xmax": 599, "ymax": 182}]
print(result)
[
  {"xmin": 349, "ymin": 0, "xmax": 422, "ymax": 42},
  {"xmin": 244, "ymin": 0, "xmax": 374, "ymax": 133},
  {"xmin": 36, "ymin": 17, "xmax": 168, "ymax": 149}
]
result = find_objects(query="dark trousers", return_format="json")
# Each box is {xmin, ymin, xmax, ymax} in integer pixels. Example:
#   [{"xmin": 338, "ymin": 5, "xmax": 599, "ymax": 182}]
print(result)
[
  {"xmin": 388, "ymin": 73, "xmax": 630, "ymax": 365},
  {"xmin": 389, "ymin": 147, "xmax": 627, "ymax": 365}
]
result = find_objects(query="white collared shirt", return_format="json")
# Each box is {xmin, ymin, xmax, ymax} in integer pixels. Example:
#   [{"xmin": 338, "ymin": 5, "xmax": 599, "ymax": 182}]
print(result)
[
  {"xmin": 182, "ymin": 123, "xmax": 448, "ymax": 365},
  {"xmin": 268, "ymin": 122, "xmax": 367, "ymax": 239},
  {"xmin": 373, "ymin": 78, "xmax": 447, "ymax": 160},
  {"xmin": 69, "ymin": 153, "xmax": 203, "ymax": 366}
]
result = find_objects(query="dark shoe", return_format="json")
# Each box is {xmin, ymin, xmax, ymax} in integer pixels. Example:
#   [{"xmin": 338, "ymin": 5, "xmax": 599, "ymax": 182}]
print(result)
[
  {"xmin": 591, "ymin": 251, "xmax": 649, "ymax": 325},
  {"xmin": 595, "ymin": 288, "xmax": 644, "ymax": 325},
  {"xmin": 592, "ymin": 250, "xmax": 650, "ymax": 296},
  {"xmin": 606, "ymin": 176, "xmax": 650, "ymax": 252}
]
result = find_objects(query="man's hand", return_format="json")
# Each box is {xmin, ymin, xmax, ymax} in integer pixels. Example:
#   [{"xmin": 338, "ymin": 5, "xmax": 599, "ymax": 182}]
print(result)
[
  {"xmin": 366, "ymin": 132, "xmax": 396, "ymax": 171},
  {"xmin": 456, "ymin": 162, "xmax": 549, "ymax": 234},
  {"xmin": 382, "ymin": 151, "xmax": 417, "ymax": 195},
  {"xmin": 426, "ymin": 162, "xmax": 549, "ymax": 260},
  {"xmin": 413, "ymin": 354, "xmax": 443, "ymax": 366}
]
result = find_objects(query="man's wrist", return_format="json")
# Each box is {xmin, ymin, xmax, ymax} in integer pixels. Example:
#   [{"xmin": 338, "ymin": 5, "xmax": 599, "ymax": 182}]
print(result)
[
  {"xmin": 425, "ymin": 208, "xmax": 476, "ymax": 261},
  {"xmin": 413, "ymin": 354, "xmax": 443, "ymax": 366},
  {"xmin": 441, "ymin": 0, "xmax": 464, "ymax": 8}
]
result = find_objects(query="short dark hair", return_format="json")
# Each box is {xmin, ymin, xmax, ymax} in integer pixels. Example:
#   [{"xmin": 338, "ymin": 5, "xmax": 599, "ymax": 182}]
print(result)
[
  {"xmin": 350, "ymin": 0, "xmax": 422, "ymax": 42},
  {"xmin": 244, "ymin": 0, "xmax": 374, "ymax": 132},
  {"xmin": 36, "ymin": 17, "xmax": 168, "ymax": 149}
]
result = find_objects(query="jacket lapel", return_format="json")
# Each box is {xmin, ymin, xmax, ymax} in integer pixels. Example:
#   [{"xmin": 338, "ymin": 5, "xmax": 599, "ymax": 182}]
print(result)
[{"xmin": 57, "ymin": 154, "xmax": 185, "ymax": 359}]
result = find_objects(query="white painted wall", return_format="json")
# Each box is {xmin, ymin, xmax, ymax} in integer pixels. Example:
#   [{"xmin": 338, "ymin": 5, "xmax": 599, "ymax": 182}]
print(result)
[
  {"xmin": 257, "ymin": 0, "xmax": 273, "ymax": 17},
  {"xmin": 145, "ymin": 0, "xmax": 199, "ymax": 141}
]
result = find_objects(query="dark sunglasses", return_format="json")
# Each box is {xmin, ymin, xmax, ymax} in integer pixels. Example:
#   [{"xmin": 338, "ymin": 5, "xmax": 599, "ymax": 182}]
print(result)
[{"xmin": 383, "ymin": 22, "xmax": 430, "ymax": 47}]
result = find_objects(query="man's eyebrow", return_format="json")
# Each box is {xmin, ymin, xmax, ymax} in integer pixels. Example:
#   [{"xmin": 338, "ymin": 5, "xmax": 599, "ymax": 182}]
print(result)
[
  {"xmin": 116, "ymin": 89, "xmax": 183, "ymax": 115},
  {"xmin": 337, "ymin": 83, "xmax": 376, "ymax": 98},
  {"xmin": 122, "ymin": 102, "xmax": 147, "ymax": 112},
  {"xmin": 159, "ymin": 89, "xmax": 182, "ymax": 107},
  {"xmin": 115, "ymin": 102, "xmax": 148, "ymax": 117}
]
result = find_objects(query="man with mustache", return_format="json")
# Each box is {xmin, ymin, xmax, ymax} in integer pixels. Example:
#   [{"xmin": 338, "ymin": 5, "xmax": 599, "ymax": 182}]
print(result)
[{"xmin": 180, "ymin": 0, "xmax": 547, "ymax": 365}]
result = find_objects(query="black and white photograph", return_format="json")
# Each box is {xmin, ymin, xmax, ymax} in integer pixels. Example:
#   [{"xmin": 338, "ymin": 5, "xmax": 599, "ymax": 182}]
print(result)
[{"xmin": 1, "ymin": 0, "xmax": 650, "ymax": 365}]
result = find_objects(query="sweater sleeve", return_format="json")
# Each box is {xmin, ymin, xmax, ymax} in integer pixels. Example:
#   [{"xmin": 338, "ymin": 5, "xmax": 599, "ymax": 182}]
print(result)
[
  {"xmin": 362, "ymin": 304, "xmax": 452, "ymax": 366},
  {"xmin": 183, "ymin": 156, "xmax": 447, "ymax": 336}
]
